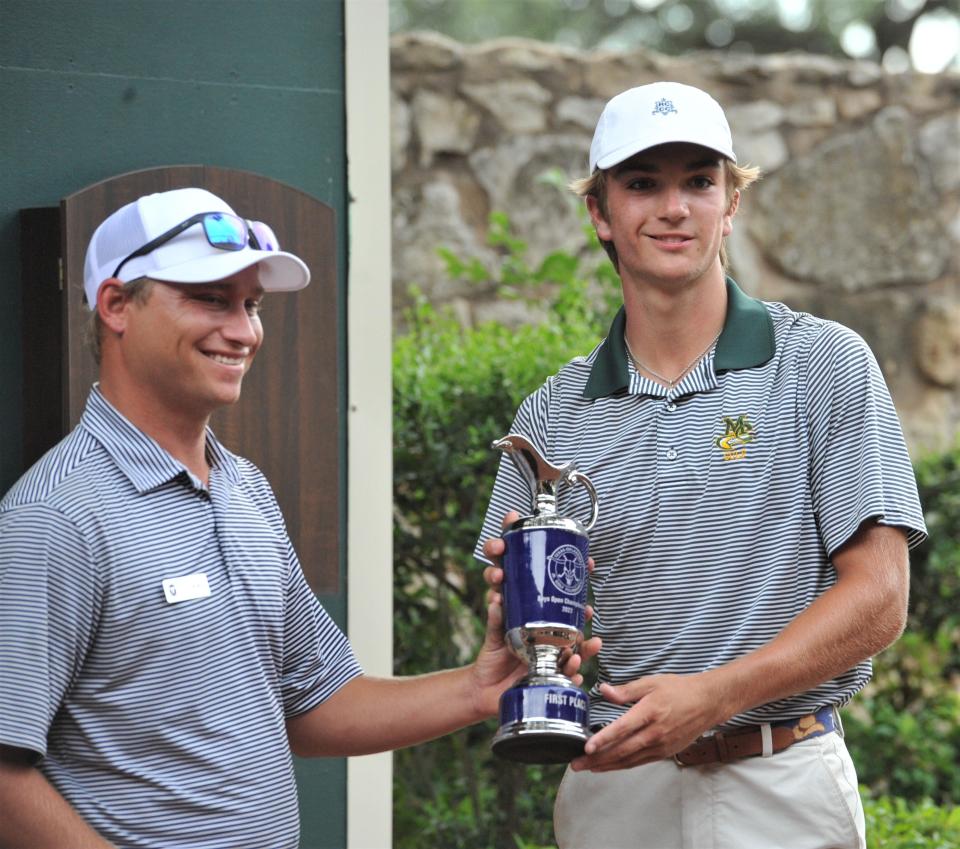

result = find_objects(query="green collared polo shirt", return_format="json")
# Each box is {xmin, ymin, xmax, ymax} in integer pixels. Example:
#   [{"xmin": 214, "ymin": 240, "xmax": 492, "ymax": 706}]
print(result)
[{"xmin": 476, "ymin": 278, "xmax": 926, "ymax": 728}]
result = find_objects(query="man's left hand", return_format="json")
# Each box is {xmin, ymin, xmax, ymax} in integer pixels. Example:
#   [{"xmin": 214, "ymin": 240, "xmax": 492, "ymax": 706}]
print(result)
[{"xmin": 571, "ymin": 672, "xmax": 728, "ymax": 772}]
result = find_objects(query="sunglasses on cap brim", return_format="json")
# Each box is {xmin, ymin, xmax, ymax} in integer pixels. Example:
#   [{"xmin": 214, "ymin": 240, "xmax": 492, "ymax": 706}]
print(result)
[{"xmin": 112, "ymin": 212, "xmax": 280, "ymax": 279}]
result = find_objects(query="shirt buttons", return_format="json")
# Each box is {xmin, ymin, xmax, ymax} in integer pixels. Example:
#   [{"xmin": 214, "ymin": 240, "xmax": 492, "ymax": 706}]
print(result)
[
  {"xmin": 666, "ymin": 448, "xmax": 678, "ymax": 460},
  {"xmin": 666, "ymin": 402, "xmax": 677, "ymax": 412}
]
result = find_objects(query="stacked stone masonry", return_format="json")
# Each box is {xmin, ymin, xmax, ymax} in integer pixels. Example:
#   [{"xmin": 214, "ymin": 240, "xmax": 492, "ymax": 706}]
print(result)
[{"xmin": 391, "ymin": 32, "xmax": 960, "ymax": 454}]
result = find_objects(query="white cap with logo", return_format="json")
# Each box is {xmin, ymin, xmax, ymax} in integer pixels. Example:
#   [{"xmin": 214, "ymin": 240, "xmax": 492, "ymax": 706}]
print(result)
[
  {"xmin": 589, "ymin": 81, "xmax": 737, "ymax": 172},
  {"xmin": 83, "ymin": 187, "xmax": 311, "ymax": 309}
]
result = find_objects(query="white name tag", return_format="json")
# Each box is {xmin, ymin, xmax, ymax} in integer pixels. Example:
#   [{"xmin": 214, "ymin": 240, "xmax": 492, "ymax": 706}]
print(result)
[{"xmin": 162, "ymin": 573, "xmax": 211, "ymax": 604}]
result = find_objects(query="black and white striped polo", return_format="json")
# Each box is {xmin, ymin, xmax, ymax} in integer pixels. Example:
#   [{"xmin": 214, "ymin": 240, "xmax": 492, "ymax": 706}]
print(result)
[
  {"xmin": 0, "ymin": 386, "xmax": 362, "ymax": 849},
  {"xmin": 476, "ymin": 278, "xmax": 926, "ymax": 728}
]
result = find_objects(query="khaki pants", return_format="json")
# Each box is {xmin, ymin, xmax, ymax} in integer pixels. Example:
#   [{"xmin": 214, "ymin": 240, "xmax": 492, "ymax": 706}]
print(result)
[{"xmin": 553, "ymin": 733, "xmax": 865, "ymax": 849}]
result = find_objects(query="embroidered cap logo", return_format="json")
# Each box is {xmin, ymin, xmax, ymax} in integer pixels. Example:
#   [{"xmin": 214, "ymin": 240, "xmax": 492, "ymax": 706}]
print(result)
[{"xmin": 652, "ymin": 97, "xmax": 678, "ymax": 116}]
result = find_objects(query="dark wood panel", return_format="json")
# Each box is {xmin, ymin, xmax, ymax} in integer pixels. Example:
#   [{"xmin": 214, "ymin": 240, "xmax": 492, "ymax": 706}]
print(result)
[
  {"xmin": 20, "ymin": 207, "xmax": 64, "ymax": 470},
  {"xmin": 54, "ymin": 166, "xmax": 340, "ymax": 593}
]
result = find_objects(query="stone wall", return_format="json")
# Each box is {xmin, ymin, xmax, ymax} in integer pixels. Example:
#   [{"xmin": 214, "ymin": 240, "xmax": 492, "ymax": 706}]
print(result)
[{"xmin": 391, "ymin": 32, "xmax": 960, "ymax": 455}]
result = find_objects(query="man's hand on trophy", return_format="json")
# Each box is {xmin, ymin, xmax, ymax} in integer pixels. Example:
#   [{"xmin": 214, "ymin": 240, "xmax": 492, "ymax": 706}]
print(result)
[
  {"xmin": 468, "ymin": 585, "xmax": 530, "ymax": 718},
  {"xmin": 481, "ymin": 511, "xmax": 602, "ymax": 687},
  {"xmin": 481, "ymin": 510, "xmax": 522, "ymax": 609}
]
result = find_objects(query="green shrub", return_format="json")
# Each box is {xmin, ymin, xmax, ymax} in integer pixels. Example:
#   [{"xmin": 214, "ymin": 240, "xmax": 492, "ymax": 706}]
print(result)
[
  {"xmin": 910, "ymin": 448, "xmax": 960, "ymax": 672},
  {"xmin": 843, "ymin": 633, "xmax": 960, "ymax": 804},
  {"xmin": 863, "ymin": 790, "xmax": 960, "ymax": 848}
]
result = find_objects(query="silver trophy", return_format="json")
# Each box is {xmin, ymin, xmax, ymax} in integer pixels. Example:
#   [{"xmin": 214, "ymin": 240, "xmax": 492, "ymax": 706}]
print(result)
[{"xmin": 491, "ymin": 434, "xmax": 599, "ymax": 764}]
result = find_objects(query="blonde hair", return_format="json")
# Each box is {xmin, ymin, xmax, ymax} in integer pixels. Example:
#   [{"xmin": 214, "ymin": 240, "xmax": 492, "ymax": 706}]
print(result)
[
  {"xmin": 85, "ymin": 278, "xmax": 156, "ymax": 364},
  {"xmin": 570, "ymin": 159, "xmax": 761, "ymax": 272}
]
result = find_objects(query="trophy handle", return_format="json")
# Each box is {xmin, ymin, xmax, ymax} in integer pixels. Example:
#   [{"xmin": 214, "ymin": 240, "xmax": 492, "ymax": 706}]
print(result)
[{"xmin": 565, "ymin": 470, "xmax": 599, "ymax": 532}]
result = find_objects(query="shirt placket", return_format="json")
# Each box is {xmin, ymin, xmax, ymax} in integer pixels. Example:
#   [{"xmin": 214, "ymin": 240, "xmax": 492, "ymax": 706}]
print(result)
[{"xmin": 658, "ymin": 389, "xmax": 687, "ymax": 477}]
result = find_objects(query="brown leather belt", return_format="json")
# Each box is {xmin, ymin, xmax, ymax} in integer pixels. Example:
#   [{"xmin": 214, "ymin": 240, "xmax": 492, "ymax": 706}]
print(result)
[{"xmin": 673, "ymin": 706, "xmax": 838, "ymax": 767}]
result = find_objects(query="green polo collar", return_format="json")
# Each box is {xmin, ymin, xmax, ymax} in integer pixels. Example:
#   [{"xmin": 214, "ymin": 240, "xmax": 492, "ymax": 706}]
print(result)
[{"xmin": 582, "ymin": 277, "xmax": 775, "ymax": 399}]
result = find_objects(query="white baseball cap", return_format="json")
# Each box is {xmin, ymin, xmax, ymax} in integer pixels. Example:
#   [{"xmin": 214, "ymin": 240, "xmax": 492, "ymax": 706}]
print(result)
[
  {"xmin": 83, "ymin": 187, "xmax": 311, "ymax": 309},
  {"xmin": 589, "ymin": 82, "xmax": 737, "ymax": 172}
]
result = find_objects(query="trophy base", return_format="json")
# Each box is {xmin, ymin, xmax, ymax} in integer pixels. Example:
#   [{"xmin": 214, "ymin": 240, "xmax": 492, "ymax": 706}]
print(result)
[
  {"xmin": 492, "ymin": 675, "xmax": 589, "ymax": 764},
  {"xmin": 492, "ymin": 719, "xmax": 589, "ymax": 764}
]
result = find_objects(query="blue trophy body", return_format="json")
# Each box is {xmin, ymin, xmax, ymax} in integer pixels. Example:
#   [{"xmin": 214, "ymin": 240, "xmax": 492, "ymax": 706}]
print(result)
[{"xmin": 490, "ymin": 435, "xmax": 598, "ymax": 764}]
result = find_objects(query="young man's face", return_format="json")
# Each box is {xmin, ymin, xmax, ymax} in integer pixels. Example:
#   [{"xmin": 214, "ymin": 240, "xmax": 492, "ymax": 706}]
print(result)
[
  {"xmin": 587, "ymin": 142, "xmax": 738, "ymax": 293},
  {"xmin": 118, "ymin": 265, "xmax": 265, "ymax": 421}
]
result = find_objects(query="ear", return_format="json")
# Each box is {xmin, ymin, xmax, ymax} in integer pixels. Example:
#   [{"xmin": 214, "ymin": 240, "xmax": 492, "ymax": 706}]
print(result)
[
  {"xmin": 586, "ymin": 195, "xmax": 613, "ymax": 242},
  {"xmin": 96, "ymin": 279, "xmax": 132, "ymax": 335},
  {"xmin": 722, "ymin": 189, "xmax": 740, "ymax": 237}
]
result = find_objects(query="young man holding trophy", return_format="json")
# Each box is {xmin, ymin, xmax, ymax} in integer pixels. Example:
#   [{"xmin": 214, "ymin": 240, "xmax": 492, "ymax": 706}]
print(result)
[{"xmin": 478, "ymin": 82, "xmax": 926, "ymax": 849}]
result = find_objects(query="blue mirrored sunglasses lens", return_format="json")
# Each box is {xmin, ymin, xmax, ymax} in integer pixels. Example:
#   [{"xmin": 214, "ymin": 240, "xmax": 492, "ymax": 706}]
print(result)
[
  {"xmin": 249, "ymin": 220, "xmax": 279, "ymax": 252},
  {"xmin": 203, "ymin": 214, "xmax": 247, "ymax": 250}
]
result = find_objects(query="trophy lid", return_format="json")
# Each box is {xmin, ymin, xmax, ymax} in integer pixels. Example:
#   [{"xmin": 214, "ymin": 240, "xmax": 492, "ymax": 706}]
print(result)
[{"xmin": 492, "ymin": 434, "xmax": 571, "ymax": 485}]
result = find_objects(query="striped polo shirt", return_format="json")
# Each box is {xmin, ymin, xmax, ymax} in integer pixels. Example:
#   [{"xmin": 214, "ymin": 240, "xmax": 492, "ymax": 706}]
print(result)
[
  {"xmin": 0, "ymin": 387, "xmax": 362, "ymax": 848},
  {"xmin": 476, "ymin": 278, "xmax": 926, "ymax": 729}
]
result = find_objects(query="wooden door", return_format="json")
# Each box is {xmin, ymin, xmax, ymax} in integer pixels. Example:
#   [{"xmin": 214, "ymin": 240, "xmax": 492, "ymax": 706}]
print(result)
[{"xmin": 32, "ymin": 166, "xmax": 341, "ymax": 593}]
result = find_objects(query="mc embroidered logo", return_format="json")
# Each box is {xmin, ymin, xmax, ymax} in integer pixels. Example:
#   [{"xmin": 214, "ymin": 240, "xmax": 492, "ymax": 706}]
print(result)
[{"xmin": 715, "ymin": 415, "xmax": 756, "ymax": 461}]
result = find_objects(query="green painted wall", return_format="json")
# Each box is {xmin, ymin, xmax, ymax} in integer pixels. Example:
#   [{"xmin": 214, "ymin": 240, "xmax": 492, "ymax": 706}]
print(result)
[{"xmin": 1, "ymin": 2, "xmax": 350, "ymax": 846}]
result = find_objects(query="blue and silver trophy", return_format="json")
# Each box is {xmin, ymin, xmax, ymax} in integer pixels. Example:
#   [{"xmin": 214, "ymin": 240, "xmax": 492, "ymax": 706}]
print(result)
[{"xmin": 491, "ymin": 434, "xmax": 599, "ymax": 764}]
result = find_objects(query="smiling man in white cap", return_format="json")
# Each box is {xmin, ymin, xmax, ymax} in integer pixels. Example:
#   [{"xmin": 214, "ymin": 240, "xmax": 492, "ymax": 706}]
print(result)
[
  {"xmin": 478, "ymin": 82, "xmax": 925, "ymax": 848},
  {"xmin": 0, "ymin": 187, "xmax": 595, "ymax": 848},
  {"xmin": 81, "ymin": 188, "xmax": 312, "ymax": 456}
]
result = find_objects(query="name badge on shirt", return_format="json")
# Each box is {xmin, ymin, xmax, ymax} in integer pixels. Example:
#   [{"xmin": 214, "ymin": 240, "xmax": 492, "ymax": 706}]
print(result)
[{"xmin": 162, "ymin": 572, "xmax": 211, "ymax": 604}]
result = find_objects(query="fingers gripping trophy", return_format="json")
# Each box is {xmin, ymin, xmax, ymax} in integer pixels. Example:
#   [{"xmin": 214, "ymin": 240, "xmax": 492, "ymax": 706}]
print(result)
[{"xmin": 491, "ymin": 434, "xmax": 599, "ymax": 764}]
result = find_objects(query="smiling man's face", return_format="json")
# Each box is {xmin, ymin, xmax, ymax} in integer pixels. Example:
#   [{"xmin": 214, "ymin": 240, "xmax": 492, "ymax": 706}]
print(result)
[
  {"xmin": 118, "ymin": 265, "xmax": 266, "ymax": 423},
  {"xmin": 587, "ymin": 142, "xmax": 739, "ymax": 294}
]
